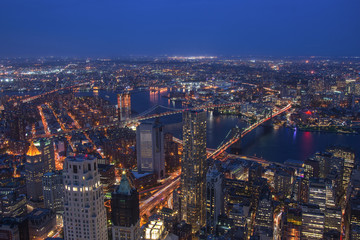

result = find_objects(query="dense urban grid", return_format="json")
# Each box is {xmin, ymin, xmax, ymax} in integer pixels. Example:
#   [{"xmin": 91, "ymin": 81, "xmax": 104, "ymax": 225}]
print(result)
[{"xmin": 0, "ymin": 56, "xmax": 359, "ymax": 239}]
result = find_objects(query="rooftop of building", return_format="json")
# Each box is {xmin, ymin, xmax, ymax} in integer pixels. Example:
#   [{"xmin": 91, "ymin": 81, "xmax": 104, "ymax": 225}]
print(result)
[
  {"xmin": 115, "ymin": 172, "xmax": 135, "ymax": 195},
  {"xmin": 131, "ymin": 170, "xmax": 153, "ymax": 179},
  {"xmin": 98, "ymin": 164, "xmax": 115, "ymax": 171},
  {"xmin": 207, "ymin": 164, "xmax": 221, "ymax": 179},
  {"xmin": 28, "ymin": 208, "xmax": 52, "ymax": 220},
  {"xmin": 26, "ymin": 141, "xmax": 40, "ymax": 156},
  {"xmin": 66, "ymin": 154, "xmax": 96, "ymax": 162},
  {"xmin": 43, "ymin": 171, "xmax": 62, "ymax": 177}
]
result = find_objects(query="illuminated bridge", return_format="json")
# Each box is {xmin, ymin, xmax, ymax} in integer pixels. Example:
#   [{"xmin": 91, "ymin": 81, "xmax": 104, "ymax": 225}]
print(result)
[
  {"xmin": 19, "ymin": 82, "xmax": 91, "ymax": 104},
  {"xmin": 208, "ymin": 103, "xmax": 292, "ymax": 159},
  {"xmin": 137, "ymin": 103, "xmax": 291, "ymax": 218},
  {"xmin": 33, "ymin": 101, "xmax": 242, "ymax": 139}
]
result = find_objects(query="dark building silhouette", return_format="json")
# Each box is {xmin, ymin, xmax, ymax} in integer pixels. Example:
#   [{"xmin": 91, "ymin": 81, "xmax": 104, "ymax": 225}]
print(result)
[{"xmin": 111, "ymin": 172, "xmax": 140, "ymax": 240}]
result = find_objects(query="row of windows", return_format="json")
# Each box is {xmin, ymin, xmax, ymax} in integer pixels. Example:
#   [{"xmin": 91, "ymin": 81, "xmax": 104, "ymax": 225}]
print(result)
[{"xmin": 69, "ymin": 163, "xmax": 97, "ymax": 173}]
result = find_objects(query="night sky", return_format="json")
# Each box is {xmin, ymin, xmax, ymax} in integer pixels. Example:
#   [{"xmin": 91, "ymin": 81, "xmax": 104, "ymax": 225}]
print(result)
[{"xmin": 1, "ymin": 0, "xmax": 360, "ymax": 57}]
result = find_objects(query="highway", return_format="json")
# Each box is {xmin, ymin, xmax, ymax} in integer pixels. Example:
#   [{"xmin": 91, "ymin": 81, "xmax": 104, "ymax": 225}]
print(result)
[
  {"xmin": 139, "ymin": 170, "xmax": 180, "ymax": 195},
  {"xmin": 139, "ymin": 175, "xmax": 180, "ymax": 216}
]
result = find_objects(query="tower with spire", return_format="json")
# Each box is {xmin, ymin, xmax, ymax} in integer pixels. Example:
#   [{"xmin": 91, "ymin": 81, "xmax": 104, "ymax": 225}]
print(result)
[
  {"xmin": 25, "ymin": 141, "xmax": 45, "ymax": 202},
  {"xmin": 111, "ymin": 171, "xmax": 140, "ymax": 240}
]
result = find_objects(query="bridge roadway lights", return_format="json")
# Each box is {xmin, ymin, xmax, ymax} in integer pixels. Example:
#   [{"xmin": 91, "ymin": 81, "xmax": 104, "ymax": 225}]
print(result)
[{"xmin": 33, "ymin": 102, "xmax": 246, "ymax": 140}]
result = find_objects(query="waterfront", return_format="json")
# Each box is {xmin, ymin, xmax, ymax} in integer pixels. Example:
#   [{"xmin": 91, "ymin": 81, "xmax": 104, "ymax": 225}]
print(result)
[
  {"xmin": 93, "ymin": 89, "xmax": 360, "ymax": 163},
  {"xmin": 3, "ymin": 88, "xmax": 359, "ymax": 163}
]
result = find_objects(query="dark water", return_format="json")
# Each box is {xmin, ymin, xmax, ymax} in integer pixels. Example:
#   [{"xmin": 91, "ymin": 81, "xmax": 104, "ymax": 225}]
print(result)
[
  {"xmin": 91, "ymin": 89, "xmax": 360, "ymax": 163},
  {"xmin": 6, "ymin": 89, "xmax": 360, "ymax": 163}
]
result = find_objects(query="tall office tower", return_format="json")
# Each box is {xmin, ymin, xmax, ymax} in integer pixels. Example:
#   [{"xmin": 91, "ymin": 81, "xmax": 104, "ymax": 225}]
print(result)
[
  {"xmin": 9, "ymin": 115, "xmax": 26, "ymax": 141},
  {"xmin": 309, "ymin": 178, "xmax": 326, "ymax": 212},
  {"xmin": 284, "ymin": 207, "xmax": 302, "ymax": 240},
  {"xmin": 34, "ymin": 138, "xmax": 55, "ymax": 172},
  {"xmin": 314, "ymin": 152, "xmax": 342, "ymax": 179},
  {"xmin": 255, "ymin": 188, "xmax": 273, "ymax": 229},
  {"xmin": 205, "ymin": 165, "xmax": 223, "ymax": 234},
  {"xmin": 63, "ymin": 155, "xmax": 108, "ymax": 240},
  {"xmin": 117, "ymin": 92, "xmax": 131, "ymax": 120},
  {"xmin": 325, "ymin": 181, "xmax": 336, "ymax": 208},
  {"xmin": 291, "ymin": 177, "xmax": 301, "ymax": 202},
  {"xmin": 349, "ymin": 196, "xmax": 360, "ymax": 240},
  {"xmin": 42, "ymin": 171, "xmax": 64, "ymax": 213},
  {"xmin": 248, "ymin": 163, "xmax": 262, "ymax": 185},
  {"xmin": 136, "ymin": 120, "xmax": 165, "ymax": 179},
  {"xmin": 164, "ymin": 132, "xmax": 180, "ymax": 173},
  {"xmin": 172, "ymin": 188, "xmax": 182, "ymax": 222},
  {"xmin": 324, "ymin": 207, "xmax": 341, "ymax": 236},
  {"xmin": 181, "ymin": 110, "xmax": 207, "ymax": 233},
  {"xmin": 111, "ymin": 172, "xmax": 140, "ymax": 240},
  {"xmin": 304, "ymin": 158, "xmax": 319, "ymax": 178},
  {"xmin": 327, "ymin": 146, "xmax": 355, "ymax": 192},
  {"xmin": 274, "ymin": 170, "xmax": 293, "ymax": 197},
  {"xmin": 25, "ymin": 141, "xmax": 45, "ymax": 202},
  {"xmin": 301, "ymin": 204, "xmax": 324, "ymax": 240}
]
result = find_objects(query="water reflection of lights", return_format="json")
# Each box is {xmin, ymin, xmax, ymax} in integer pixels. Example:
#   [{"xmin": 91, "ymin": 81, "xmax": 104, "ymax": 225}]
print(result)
[{"xmin": 209, "ymin": 110, "xmax": 214, "ymax": 121}]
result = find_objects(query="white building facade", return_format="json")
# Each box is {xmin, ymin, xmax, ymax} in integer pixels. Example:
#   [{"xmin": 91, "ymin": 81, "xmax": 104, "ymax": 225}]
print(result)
[{"xmin": 63, "ymin": 155, "xmax": 108, "ymax": 240}]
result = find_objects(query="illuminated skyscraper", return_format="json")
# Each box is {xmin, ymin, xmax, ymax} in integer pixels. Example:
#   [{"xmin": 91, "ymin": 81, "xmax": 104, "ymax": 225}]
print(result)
[
  {"xmin": 8, "ymin": 114, "xmax": 26, "ymax": 141},
  {"xmin": 309, "ymin": 178, "xmax": 326, "ymax": 212},
  {"xmin": 255, "ymin": 188, "xmax": 273, "ymax": 229},
  {"xmin": 324, "ymin": 207, "xmax": 341, "ymax": 236},
  {"xmin": 136, "ymin": 120, "xmax": 165, "ymax": 179},
  {"xmin": 327, "ymin": 146, "xmax": 355, "ymax": 192},
  {"xmin": 111, "ymin": 172, "xmax": 140, "ymax": 240},
  {"xmin": 284, "ymin": 207, "xmax": 301, "ymax": 240},
  {"xmin": 181, "ymin": 110, "xmax": 207, "ymax": 233},
  {"xmin": 42, "ymin": 171, "xmax": 64, "ymax": 213},
  {"xmin": 117, "ymin": 92, "xmax": 131, "ymax": 120},
  {"xmin": 350, "ymin": 197, "xmax": 360, "ymax": 239},
  {"xmin": 25, "ymin": 141, "xmax": 45, "ymax": 202},
  {"xmin": 26, "ymin": 140, "xmax": 55, "ymax": 203},
  {"xmin": 63, "ymin": 155, "xmax": 108, "ymax": 240},
  {"xmin": 34, "ymin": 138, "xmax": 55, "ymax": 172},
  {"xmin": 301, "ymin": 204, "xmax": 324, "ymax": 239},
  {"xmin": 206, "ymin": 164, "xmax": 223, "ymax": 234}
]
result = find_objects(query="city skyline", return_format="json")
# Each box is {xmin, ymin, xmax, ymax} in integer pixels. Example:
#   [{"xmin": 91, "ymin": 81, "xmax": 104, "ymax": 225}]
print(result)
[
  {"xmin": 0, "ymin": 0, "xmax": 360, "ymax": 237},
  {"xmin": 0, "ymin": 56, "xmax": 359, "ymax": 239}
]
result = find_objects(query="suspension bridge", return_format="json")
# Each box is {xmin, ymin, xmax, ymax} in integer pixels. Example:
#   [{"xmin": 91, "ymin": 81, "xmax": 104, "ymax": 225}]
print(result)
[
  {"xmin": 33, "ymin": 101, "xmax": 242, "ymax": 139},
  {"xmin": 207, "ymin": 103, "xmax": 292, "ymax": 159},
  {"xmin": 18, "ymin": 82, "xmax": 91, "ymax": 104}
]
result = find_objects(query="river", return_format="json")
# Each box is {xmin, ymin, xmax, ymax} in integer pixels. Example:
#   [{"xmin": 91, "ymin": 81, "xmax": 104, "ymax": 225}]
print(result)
[
  {"xmin": 95, "ymin": 89, "xmax": 360, "ymax": 163},
  {"xmin": 4, "ymin": 89, "xmax": 359, "ymax": 163}
]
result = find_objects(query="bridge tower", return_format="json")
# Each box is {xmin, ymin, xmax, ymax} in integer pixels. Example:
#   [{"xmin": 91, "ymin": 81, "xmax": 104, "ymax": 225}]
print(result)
[
  {"xmin": 263, "ymin": 109, "xmax": 274, "ymax": 128},
  {"xmin": 229, "ymin": 127, "xmax": 242, "ymax": 155}
]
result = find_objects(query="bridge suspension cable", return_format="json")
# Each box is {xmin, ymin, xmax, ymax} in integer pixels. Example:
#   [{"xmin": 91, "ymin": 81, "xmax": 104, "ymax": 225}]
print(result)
[{"xmin": 208, "ymin": 103, "xmax": 292, "ymax": 159}]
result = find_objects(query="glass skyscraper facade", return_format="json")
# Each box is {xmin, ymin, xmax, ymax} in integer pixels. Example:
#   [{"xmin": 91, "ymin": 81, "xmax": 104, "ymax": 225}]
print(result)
[{"xmin": 181, "ymin": 110, "xmax": 207, "ymax": 233}]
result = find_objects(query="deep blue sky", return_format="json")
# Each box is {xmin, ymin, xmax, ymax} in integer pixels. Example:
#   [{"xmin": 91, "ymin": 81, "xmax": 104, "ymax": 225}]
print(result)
[{"xmin": 1, "ymin": 0, "xmax": 359, "ymax": 57}]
